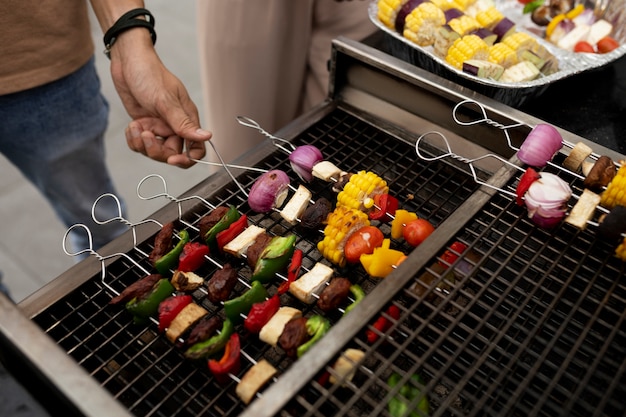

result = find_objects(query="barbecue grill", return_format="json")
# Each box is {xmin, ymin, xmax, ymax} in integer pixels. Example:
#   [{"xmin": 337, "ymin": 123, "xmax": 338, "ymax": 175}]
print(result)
[{"xmin": 1, "ymin": 36, "xmax": 625, "ymax": 417}]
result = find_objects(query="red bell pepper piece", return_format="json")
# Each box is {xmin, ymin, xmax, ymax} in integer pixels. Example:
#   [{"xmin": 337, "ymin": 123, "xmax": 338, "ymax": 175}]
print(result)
[
  {"xmin": 277, "ymin": 248, "xmax": 303, "ymax": 295},
  {"xmin": 369, "ymin": 194, "xmax": 399, "ymax": 223},
  {"xmin": 316, "ymin": 370, "xmax": 331, "ymax": 387},
  {"xmin": 157, "ymin": 294, "xmax": 193, "ymax": 332},
  {"xmin": 244, "ymin": 295, "xmax": 280, "ymax": 333},
  {"xmin": 216, "ymin": 214, "xmax": 248, "ymax": 251},
  {"xmin": 516, "ymin": 168, "xmax": 540, "ymax": 206},
  {"xmin": 438, "ymin": 241, "xmax": 468, "ymax": 268},
  {"xmin": 178, "ymin": 242, "xmax": 209, "ymax": 272},
  {"xmin": 208, "ymin": 332, "xmax": 241, "ymax": 384},
  {"xmin": 365, "ymin": 304, "xmax": 400, "ymax": 344}
]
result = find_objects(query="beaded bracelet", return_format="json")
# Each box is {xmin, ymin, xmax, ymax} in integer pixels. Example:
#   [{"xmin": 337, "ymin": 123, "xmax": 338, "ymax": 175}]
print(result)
[{"xmin": 103, "ymin": 8, "xmax": 156, "ymax": 59}]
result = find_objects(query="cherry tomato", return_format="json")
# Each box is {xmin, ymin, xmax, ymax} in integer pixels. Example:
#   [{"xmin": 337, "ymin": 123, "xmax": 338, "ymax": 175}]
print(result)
[
  {"xmin": 597, "ymin": 36, "xmax": 619, "ymax": 54},
  {"xmin": 344, "ymin": 226, "xmax": 384, "ymax": 264},
  {"xmin": 574, "ymin": 41, "xmax": 595, "ymax": 53},
  {"xmin": 403, "ymin": 219, "xmax": 435, "ymax": 247}
]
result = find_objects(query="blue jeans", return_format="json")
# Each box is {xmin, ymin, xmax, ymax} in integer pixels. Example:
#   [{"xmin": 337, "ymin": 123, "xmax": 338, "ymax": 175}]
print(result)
[{"xmin": 0, "ymin": 57, "xmax": 127, "ymax": 253}]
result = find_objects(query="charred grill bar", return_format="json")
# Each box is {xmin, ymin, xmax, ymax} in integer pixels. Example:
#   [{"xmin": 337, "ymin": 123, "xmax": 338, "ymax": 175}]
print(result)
[{"xmin": 1, "ymin": 37, "xmax": 625, "ymax": 417}]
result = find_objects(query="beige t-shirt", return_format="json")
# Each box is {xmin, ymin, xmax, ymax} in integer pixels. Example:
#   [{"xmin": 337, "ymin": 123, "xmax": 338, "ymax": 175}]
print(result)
[{"xmin": 0, "ymin": 0, "xmax": 94, "ymax": 95}]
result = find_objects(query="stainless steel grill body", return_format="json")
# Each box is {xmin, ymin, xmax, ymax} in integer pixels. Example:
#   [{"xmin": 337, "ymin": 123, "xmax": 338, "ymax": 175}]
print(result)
[{"xmin": 1, "ymin": 37, "xmax": 624, "ymax": 417}]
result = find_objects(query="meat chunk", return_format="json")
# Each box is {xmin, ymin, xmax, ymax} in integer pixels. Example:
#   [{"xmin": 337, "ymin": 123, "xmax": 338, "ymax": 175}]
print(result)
[
  {"xmin": 299, "ymin": 197, "xmax": 332, "ymax": 231},
  {"xmin": 198, "ymin": 206, "xmax": 230, "ymax": 239},
  {"xmin": 245, "ymin": 232, "xmax": 272, "ymax": 268},
  {"xmin": 149, "ymin": 222, "xmax": 174, "ymax": 264},
  {"xmin": 278, "ymin": 317, "xmax": 311, "ymax": 358},
  {"xmin": 317, "ymin": 277, "xmax": 352, "ymax": 312},
  {"xmin": 206, "ymin": 263, "xmax": 239, "ymax": 303},
  {"xmin": 259, "ymin": 306, "xmax": 302, "ymax": 347},
  {"xmin": 109, "ymin": 274, "xmax": 162, "ymax": 305},
  {"xmin": 186, "ymin": 315, "xmax": 223, "ymax": 347},
  {"xmin": 166, "ymin": 303, "xmax": 208, "ymax": 344}
]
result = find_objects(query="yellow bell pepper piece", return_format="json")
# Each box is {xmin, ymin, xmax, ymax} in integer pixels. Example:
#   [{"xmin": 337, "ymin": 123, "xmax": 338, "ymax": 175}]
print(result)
[
  {"xmin": 391, "ymin": 210, "xmax": 418, "ymax": 240},
  {"xmin": 566, "ymin": 4, "xmax": 584, "ymax": 19},
  {"xmin": 360, "ymin": 239, "xmax": 406, "ymax": 278},
  {"xmin": 546, "ymin": 14, "xmax": 565, "ymax": 39}
]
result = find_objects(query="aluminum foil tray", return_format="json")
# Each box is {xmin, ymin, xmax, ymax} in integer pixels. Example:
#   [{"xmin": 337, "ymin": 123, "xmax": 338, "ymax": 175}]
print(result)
[{"xmin": 369, "ymin": 0, "xmax": 626, "ymax": 106}]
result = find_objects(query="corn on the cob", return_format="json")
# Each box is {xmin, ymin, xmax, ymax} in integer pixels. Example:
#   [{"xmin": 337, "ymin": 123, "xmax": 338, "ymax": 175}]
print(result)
[
  {"xmin": 403, "ymin": 2, "xmax": 446, "ymax": 46},
  {"xmin": 317, "ymin": 206, "xmax": 370, "ymax": 267},
  {"xmin": 429, "ymin": 0, "xmax": 456, "ymax": 11},
  {"xmin": 377, "ymin": 0, "xmax": 408, "ymax": 29},
  {"xmin": 452, "ymin": 0, "xmax": 476, "ymax": 12},
  {"xmin": 448, "ymin": 14, "xmax": 481, "ymax": 35},
  {"xmin": 502, "ymin": 31, "xmax": 538, "ymax": 53},
  {"xmin": 600, "ymin": 164, "xmax": 626, "ymax": 209},
  {"xmin": 464, "ymin": 0, "xmax": 497, "ymax": 17},
  {"xmin": 474, "ymin": 6, "xmax": 504, "ymax": 30},
  {"xmin": 336, "ymin": 170, "xmax": 389, "ymax": 211},
  {"xmin": 445, "ymin": 34, "xmax": 489, "ymax": 69},
  {"xmin": 488, "ymin": 42, "xmax": 518, "ymax": 68}
]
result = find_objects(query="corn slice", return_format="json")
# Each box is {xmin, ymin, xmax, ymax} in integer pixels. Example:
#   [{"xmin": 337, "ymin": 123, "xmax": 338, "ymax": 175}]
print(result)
[
  {"xmin": 448, "ymin": 14, "xmax": 481, "ymax": 35},
  {"xmin": 475, "ymin": 6, "xmax": 504, "ymax": 29},
  {"xmin": 452, "ymin": 0, "xmax": 476, "ymax": 12},
  {"xmin": 336, "ymin": 171, "xmax": 389, "ymax": 211},
  {"xmin": 488, "ymin": 42, "xmax": 518, "ymax": 68},
  {"xmin": 502, "ymin": 31, "xmax": 538, "ymax": 53},
  {"xmin": 377, "ymin": 0, "xmax": 408, "ymax": 29},
  {"xmin": 601, "ymin": 164, "xmax": 626, "ymax": 209},
  {"xmin": 445, "ymin": 34, "xmax": 489, "ymax": 69},
  {"xmin": 403, "ymin": 2, "xmax": 446, "ymax": 46},
  {"xmin": 317, "ymin": 206, "xmax": 370, "ymax": 267},
  {"xmin": 430, "ymin": 0, "xmax": 456, "ymax": 11}
]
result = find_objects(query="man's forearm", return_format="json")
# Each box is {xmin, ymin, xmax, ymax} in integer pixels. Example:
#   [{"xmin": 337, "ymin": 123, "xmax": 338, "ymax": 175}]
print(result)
[{"xmin": 89, "ymin": 0, "xmax": 155, "ymax": 61}]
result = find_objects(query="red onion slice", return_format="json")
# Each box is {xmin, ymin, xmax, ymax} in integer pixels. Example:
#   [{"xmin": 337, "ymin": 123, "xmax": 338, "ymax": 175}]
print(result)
[
  {"xmin": 289, "ymin": 145, "xmax": 323, "ymax": 182},
  {"xmin": 517, "ymin": 124, "xmax": 563, "ymax": 168},
  {"xmin": 248, "ymin": 170, "xmax": 291, "ymax": 213},
  {"xmin": 524, "ymin": 173, "xmax": 571, "ymax": 228}
]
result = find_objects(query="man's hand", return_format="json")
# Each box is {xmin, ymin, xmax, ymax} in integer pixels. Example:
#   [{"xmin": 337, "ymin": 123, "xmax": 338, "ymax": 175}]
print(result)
[
  {"xmin": 107, "ymin": 26, "xmax": 212, "ymax": 167},
  {"xmin": 125, "ymin": 118, "xmax": 209, "ymax": 168}
]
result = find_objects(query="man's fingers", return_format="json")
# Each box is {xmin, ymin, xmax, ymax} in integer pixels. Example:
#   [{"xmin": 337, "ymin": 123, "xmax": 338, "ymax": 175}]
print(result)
[
  {"xmin": 125, "ymin": 122, "xmax": 146, "ymax": 154},
  {"xmin": 125, "ymin": 117, "xmax": 211, "ymax": 167}
]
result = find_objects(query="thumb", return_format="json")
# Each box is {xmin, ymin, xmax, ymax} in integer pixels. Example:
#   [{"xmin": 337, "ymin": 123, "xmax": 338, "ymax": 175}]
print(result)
[{"xmin": 166, "ymin": 102, "xmax": 213, "ymax": 142}]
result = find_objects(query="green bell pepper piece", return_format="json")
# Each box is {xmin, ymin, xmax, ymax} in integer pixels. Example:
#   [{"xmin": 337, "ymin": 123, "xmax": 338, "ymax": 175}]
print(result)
[
  {"xmin": 223, "ymin": 280, "xmax": 268, "ymax": 324},
  {"xmin": 251, "ymin": 234, "xmax": 296, "ymax": 284},
  {"xmin": 205, "ymin": 205, "xmax": 240, "ymax": 252},
  {"xmin": 343, "ymin": 284, "xmax": 365, "ymax": 316},
  {"xmin": 296, "ymin": 315, "xmax": 330, "ymax": 358},
  {"xmin": 154, "ymin": 229, "xmax": 190, "ymax": 276},
  {"xmin": 184, "ymin": 318, "xmax": 234, "ymax": 360},
  {"xmin": 387, "ymin": 373, "xmax": 429, "ymax": 417},
  {"xmin": 125, "ymin": 278, "xmax": 175, "ymax": 325}
]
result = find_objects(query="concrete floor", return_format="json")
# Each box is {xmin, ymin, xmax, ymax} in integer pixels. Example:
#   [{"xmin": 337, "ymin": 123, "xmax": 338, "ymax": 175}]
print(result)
[{"xmin": 0, "ymin": 1, "xmax": 209, "ymax": 303}]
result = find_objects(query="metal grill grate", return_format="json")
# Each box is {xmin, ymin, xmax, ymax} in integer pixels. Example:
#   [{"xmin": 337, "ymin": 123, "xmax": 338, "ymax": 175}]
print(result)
[
  {"xmin": 31, "ymin": 108, "xmax": 478, "ymax": 417},
  {"xmin": 278, "ymin": 155, "xmax": 626, "ymax": 417}
]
